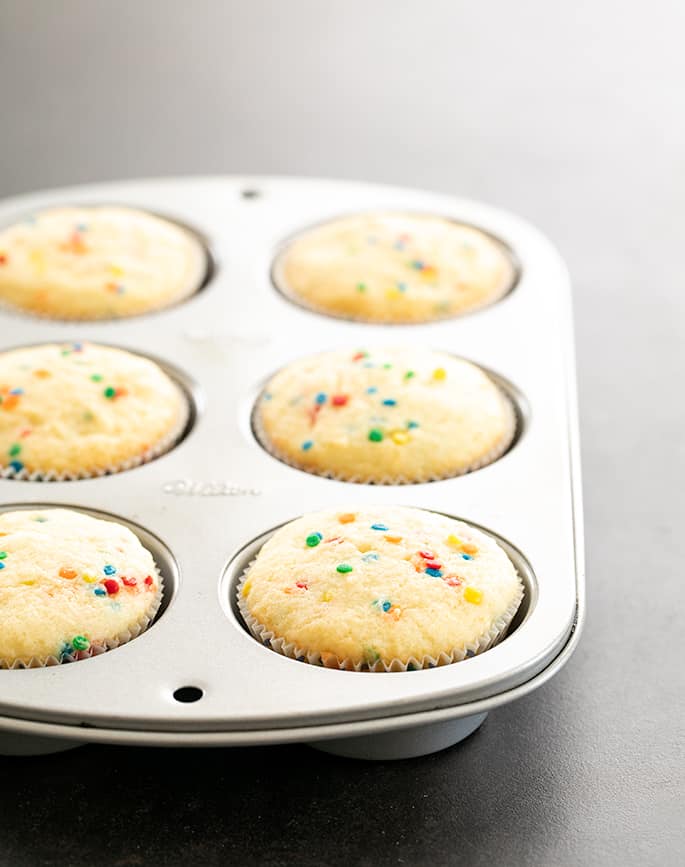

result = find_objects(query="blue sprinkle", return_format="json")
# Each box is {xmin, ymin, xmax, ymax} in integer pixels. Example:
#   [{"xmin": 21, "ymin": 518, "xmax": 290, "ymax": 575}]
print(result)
[
  {"xmin": 371, "ymin": 523, "xmax": 389, "ymax": 531},
  {"xmin": 362, "ymin": 552, "xmax": 380, "ymax": 562},
  {"xmin": 363, "ymin": 362, "xmax": 375, "ymax": 368},
  {"xmin": 262, "ymin": 392, "xmax": 272, "ymax": 401},
  {"xmin": 315, "ymin": 392, "xmax": 327, "ymax": 404},
  {"xmin": 462, "ymin": 554, "xmax": 473, "ymax": 561},
  {"xmin": 9, "ymin": 388, "xmax": 24, "ymax": 395},
  {"xmin": 407, "ymin": 420, "xmax": 419, "ymax": 429},
  {"xmin": 103, "ymin": 564, "xmax": 116, "ymax": 575},
  {"xmin": 301, "ymin": 440, "xmax": 314, "ymax": 451},
  {"xmin": 33, "ymin": 516, "xmax": 47, "ymax": 522},
  {"xmin": 8, "ymin": 460, "xmax": 24, "ymax": 473},
  {"xmin": 366, "ymin": 387, "xmax": 378, "ymax": 394},
  {"xmin": 72, "ymin": 342, "xmax": 83, "ymax": 351},
  {"xmin": 314, "ymin": 532, "xmax": 323, "ymax": 540},
  {"xmin": 76, "ymin": 223, "xmax": 88, "ymax": 232},
  {"xmin": 396, "ymin": 281, "xmax": 408, "ymax": 292},
  {"xmin": 0, "ymin": 563, "xmax": 4, "ymax": 570},
  {"xmin": 94, "ymin": 587, "xmax": 106, "ymax": 597},
  {"xmin": 425, "ymin": 568, "xmax": 443, "ymax": 577},
  {"xmin": 382, "ymin": 398, "xmax": 397, "ymax": 406},
  {"xmin": 382, "ymin": 601, "xmax": 391, "ymax": 612}
]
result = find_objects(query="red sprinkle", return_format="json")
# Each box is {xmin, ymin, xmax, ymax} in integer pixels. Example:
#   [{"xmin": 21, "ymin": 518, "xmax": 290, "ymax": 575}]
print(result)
[
  {"xmin": 332, "ymin": 394, "xmax": 349, "ymax": 407},
  {"xmin": 418, "ymin": 551, "xmax": 434, "ymax": 559},
  {"xmin": 103, "ymin": 579, "xmax": 119, "ymax": 595},
  {"xmin": 352, "ymin": 352, "xmax": 366, "ymax": 362},
  {"xmin": 445, "ymin": 577, "xmax": 462, "ymax": 588},
  {"xmin": 295, "ymin": 581, "xmax": 309, "ymax": 590},
  {"xmin": 0, "ymin": 254, "xmax": 7, "ymax": 265},
  {"xmin": 424, "ymin": 561, "xmax": 442, "ymax": 570},
  {"xmin": 144, "ymin": 575, "xmax": 154, "ymax": 587},
  {"xmin": 121, "ymin": 576, "xmax": 137, "ymax": 587}
]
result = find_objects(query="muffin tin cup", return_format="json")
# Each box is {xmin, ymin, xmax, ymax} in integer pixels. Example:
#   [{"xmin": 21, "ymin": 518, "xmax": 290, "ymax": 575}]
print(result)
[
  {"xmin": 0, "ymin": 563, "xmax": 164, "ymax": 670},
  {"xmin": 0, "ymin": 176, "xmax": 584, "ymax": 760},
  {"xmin": 237, "ymin": 558, "xmax": 524, "ymax": 672},
  {"xmin": 251, "ymin": 380, "xmax": 518, "ymax": 484},
  {"xmin": 0, "ymin": 380, "xmax": 190, "ymax": 482}
]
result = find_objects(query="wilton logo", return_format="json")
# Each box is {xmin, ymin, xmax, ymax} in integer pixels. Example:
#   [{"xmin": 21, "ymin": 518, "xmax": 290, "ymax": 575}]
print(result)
[{"xmin": 163, "ymin": 480, "xmax": 261, "ymax": 496}]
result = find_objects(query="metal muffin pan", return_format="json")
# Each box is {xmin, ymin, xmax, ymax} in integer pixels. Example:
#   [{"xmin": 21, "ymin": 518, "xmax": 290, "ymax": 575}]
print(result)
[{"xmin": 0, "ymin": 176, "xmax": 584, "ymax": 759}]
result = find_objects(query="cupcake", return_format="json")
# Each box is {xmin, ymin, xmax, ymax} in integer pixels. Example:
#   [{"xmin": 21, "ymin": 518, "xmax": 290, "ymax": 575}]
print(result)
[
  {"xmin": 0, "ymin": 508, "xmax": 162, "ymax": 668},
  {"xmin": 273, "ymin": 212, "xmax": 515, "ymax": 323},
  {"xmin": 238, "ymin": 506, "xmax": 523, "ymax": 671},
  {"xmin": 254, "ymin": 348, "xmax": 515, "ymax": 483},
  {"xmin": 0, "ymin": 342, "xmax": 188, "ymax": 479},
  {"xmin": 0, "ymin": 206, "xmax": 207, "ymax": 320}
]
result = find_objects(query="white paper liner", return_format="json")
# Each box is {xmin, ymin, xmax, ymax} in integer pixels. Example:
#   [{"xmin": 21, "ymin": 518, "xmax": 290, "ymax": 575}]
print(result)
[
  {"xmin": 0, "ymin": 562, "xmax": 164, "ymax": 670},
  {"xmin": 236, "ymin": 557, "xmax": 524, "ymax": 673},
  {"xmin": 271, "ymin": 252, "xmax": 517, "ymax": 325},
  {"xmin": 0, "ymin": 384, "xmax": 190, "ymax": 482},
  {"xmin": 252, "ymin": 388, "xmax": 517, "ymax": 485}
]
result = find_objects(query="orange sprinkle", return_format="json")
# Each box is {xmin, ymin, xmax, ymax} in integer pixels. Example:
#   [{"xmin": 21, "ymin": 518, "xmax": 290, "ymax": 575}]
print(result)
[
  {"xmin": 59, "ymin": 567, "xmax": 77, "ymax": 580},
  {"xmin": 384, "ymin": 534, "xmax": 402, "ymax": 544},
  {"xmin": 338, "ymin": 513, "xmax": 356, "ymax": 524},
  {"xmin": 2, "ymin": 394, "xmax": 19, "ymax": 410},
  {"xmin": 462, "ymin": 543, "xmax": 478, "ymax": 555},
  {"xmin": 33, "ymin": 369, "xmax": 51, "ymax": 379}
]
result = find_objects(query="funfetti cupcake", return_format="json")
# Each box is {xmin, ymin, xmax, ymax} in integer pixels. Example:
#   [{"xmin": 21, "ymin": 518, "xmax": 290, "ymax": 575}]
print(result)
[
  {"xmin": 254, "ymin": 348, "xmax": 515, "ymax": 483},
  {"xmin": 0, "ymin": 508, "xmax": 162, "ymax": 669},
  {"xmin": 238, "ymin": 506, "xmax": 523, "ymax": 671},
  {"xmin": 0, "ymin": 206, "xmax": 207, "ymax": 320},
  {"xmin": 273, "ymin": 212, "xmax": 515, "ymax": 323},
  {"xmin": 0, "ymin": 342, "xmax": 188, "ymax": 480}
]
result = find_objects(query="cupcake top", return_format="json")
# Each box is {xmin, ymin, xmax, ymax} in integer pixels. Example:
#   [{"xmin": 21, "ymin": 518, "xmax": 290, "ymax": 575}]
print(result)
[
  {"xmin": 0, "ymin": 342, "xmax": 187, "ymax": 478},
  {"xmin": 255, "ymin": 348, "xmax": 515, "ymax": 483},
  {"xmin": 0, "ymin": 206, "xmax": 207, "ymax": 320},
  {"xmin": 239, "ymin": 506, "xmax": 523, "ymax": 670},
  {"xmin": 0, "ymin": 508, "xmax": 161, "ymax": 667},
  {"xmin": 274, "ymin": 212, "xmax": 515, "ymax": 323}
]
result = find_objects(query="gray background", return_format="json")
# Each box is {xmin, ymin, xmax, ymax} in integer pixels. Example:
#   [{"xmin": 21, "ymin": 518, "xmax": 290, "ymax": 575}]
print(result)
[{"xmin": 0, "ymin": 1, "xmax": 683, "ymax": 865}]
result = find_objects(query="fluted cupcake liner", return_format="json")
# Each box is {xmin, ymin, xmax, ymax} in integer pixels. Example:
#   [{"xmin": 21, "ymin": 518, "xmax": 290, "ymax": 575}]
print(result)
[
  {"xmin": 237, "ymin": 559, "xmax": 524, "ymax": 673},
  {"xmin": 0, "ymin": 564, "xmax": 164, "ymax": 670},
  {"xmin": 0, "ymin": 386, "xmax": 189, "ymax": 482},
  {"xmin": 252, "ymin": 389, "xmax": 517, "ymax": 485}
]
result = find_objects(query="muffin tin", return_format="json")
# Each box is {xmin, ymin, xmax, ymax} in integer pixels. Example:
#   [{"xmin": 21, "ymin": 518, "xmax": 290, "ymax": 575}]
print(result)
[{"xmin": 0, "ymin": 176, "xmax": 584, "ymax": 759}]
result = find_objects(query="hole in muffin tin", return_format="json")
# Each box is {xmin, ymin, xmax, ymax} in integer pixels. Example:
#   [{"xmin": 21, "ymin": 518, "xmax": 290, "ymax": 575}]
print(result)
[
  {"xmin": 241, "ymin": 189, "xmax": 261, "ymax": 199},
  {"xmin": 173, "ymin": 686, "xmax": 204, "ymax": 703},
  {"xmin": 248, "ymin": 354, "xmax": 528, "ymax": 485},
  {"xmin": 0, "ymin": 204, "xmax": 217, "ymax": 322},
  {"xmin": 270, "ymin": 210, "xmax": 521, "ymax": 324},
  {"xmin": 220, "ymin": 513, "xmax": 538, "ymax": 671},
  {"xmin": 0, "ymin": 502, "xmax": 179, "ymax": 665},
  {"xmin": 0, "ymin": 342, "xmax": 202, "ymax": 482}
]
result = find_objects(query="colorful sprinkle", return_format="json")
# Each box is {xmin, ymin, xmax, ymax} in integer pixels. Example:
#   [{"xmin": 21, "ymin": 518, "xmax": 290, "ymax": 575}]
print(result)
[
  {"xmin": 464, "ymin": 586, "xmax": 483, "ymax": 605},
  {"xmin": 384, "ymin": 534, "xmax": 402, "ymax": 544},
  {"xmin": 366, "ymin": 387, "xmax": 378, "ymax": 394},
  {"xmin": 241, "ymin": 580, "xmax": 252, "ymax": 597},
  {"xmin": 331, "ymin": 394, "xmax": 349, "ymax": 407},
  {"xmin": 382, "ymin": 398, "xmax": 397, "ymax": 406},
  {"xmin": 103, "ymin": 579, "xmax": 119, "ymax": 595},
  {"xmin": 306, "ymin": 533, "xmax": 322, "ymax": 548},
  {"xmin": 356, "ymin": 282, "xmax": 367, "ymax": 293},
  {"xmin": 8, "ymin": 460, "xmax": 24, "ymax": 473},
  {"xmin": 371, "ymin": 523, "xmax": 389, "ymax": 532},
  {"xmin": 0, "ymin": 563, "xmax": 4, "ymax": 571},
  {"xmin": 338, "ymin": 513, "xmax": 356, "ymax": 524},
  {"xmin": 301, "ymin": 440, "xmax": 314, "ymax": 451},
  {"xmin": 462, "ymin": 554, "xmax": 473, "ymax": 561},
  {"xmin": 418, "ymin": 550, "xmax": 434, "ymax": 559},
  {"xmin": 425, "ymin": 567, "xmax": 443, "ymax": 577},
  {"xmin": 94, "ymin": 587, "xmax": 106, "ymax": 597},
  {"xmin": 446, "ymin": 534, "xmax": 462, "ymax": 548},
  {"xmin": 404, "ymin": 371, "xmax": 415, "ymax": 380},
  {"xmin": 432, "ymin": 367, "xmax": 447, "ymax": 381},
  {"xmin": 81, "ymin": 573, "xmax": 97, "ymax": 583},
  {"xmin": 315, "ymin": 392, "xmax": 327, "ymax": 404},
  {"xmin": 90, "ymin": 374, "xmax": 103, "ymax": 382},
  {"xmin": 0, "ymin": 551, "xmax": 6, "ymax": 560},
  {"xmin": 295, "ymin": 580, "xmax": 309, "ymax": 590},
  {"xmin": 362, "ymin": 552, "xmax": 380, "ymax": 562},
  {"xmin": 72, "ymin": 635, "xmax": 90, "ymax": 651},
  {"xmin": 368, "ymin": 428, "xmax": 384, "ymax": 442},
  {"xmin": 33, "ymin": 369, "xmax": 51, "ymax": 379},
  {"xmin": 103, "ymin": 564, "xmax": 116, "ymax": 575},
  {"xmin": 121, "ymin": 576, "xmax": 137, "ymax": 587},
  {"xmin": 59, "ymin": 567, "xmax": 77, "ymax": 580},
  {"xmin": 7, "ymin": 444, "xmax": 20, "ymax": 457},
  {"xmin": 390, "ymin": 430, "xmax": 410, "ymax": 445},
  {"xmin": 462, "ymin": 543, "xmax": 479, "ymax": 555},
  {"xmin": 144, "ymin": 575, "xmax": 154, "ymax": 587},
  {"xmin": 352, "ymin": 351, "xmax": 368, "ymax": 362},
  {"xmin": 336, "ymin": 563, "xmax": 353, "ymax": 573},
  {"xmin": 103, "ymin": 386, "xmax": 117, "ymax": 399},
  {"xmin": 321, "ymin": 591, "xmax": 333, "ymax": 602}
]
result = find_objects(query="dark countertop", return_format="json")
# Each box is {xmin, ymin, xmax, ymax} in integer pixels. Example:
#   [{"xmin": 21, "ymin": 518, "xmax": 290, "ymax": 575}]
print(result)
[{"xmin": 0, "ymin": 2, "xmax": 683, "ymax": 865}]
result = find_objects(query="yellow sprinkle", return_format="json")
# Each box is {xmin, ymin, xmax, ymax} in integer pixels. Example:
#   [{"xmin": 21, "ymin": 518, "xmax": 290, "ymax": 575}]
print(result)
[
  {"xmin": 464, "ymin": 586, "xmax": 483, "ymax": 605},
  {"xmin": 390, "ymin": 430, "xmax": 411, "ymax": 445},
  {"xmin": 241, "ymin": 580, "xmax": 252, "ymax": 597},
  {"xmin": 385, "ymin": 288, "xmax": 402, "ymax": 300},
  {"xmin": 446, "ymin": 534, "xmax": 463, "ymax": 548},
  {"xmin": 322, "ymin": 591, "xmax": 332, "ymax": 602},
  {"xmin": 81, "ymin": 573, "xmax": 97, "ymax": 583},
  {"xmin": 432, "ymin": 367, "xmax": 447, "ymax": 381},
  {"xmin": 108, "ymin": 264, "xmax": 124, "ymax": 277},
  {"xmin": 21, "ymin": 580, "xmax": 36, "ymax": 586},
  {"xmin": 29, "ymin": 249, "xmax": 45, "ymax": 272}
]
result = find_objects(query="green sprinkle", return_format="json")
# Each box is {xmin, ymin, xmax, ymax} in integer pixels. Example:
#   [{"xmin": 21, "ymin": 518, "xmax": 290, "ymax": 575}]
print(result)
[
  {"xmin": 368, "ymin": 428, "xmax": 384, "ymax": 442},
  {"xmin": 356, "ymin": 282, "xmax": 367, "ymax": 293},
  {"xmin": 336, "ymin": 563, "xmax": 353, "ymax": 573},
  {"xmin": 90, "ymin": 374, "xmax": 103, "ymax": 382},
  {"xmin": 306, "ymin": 534, "xmax": 321, "ymax": 548},
  {"xmin": 383, "ymin": 363, "xmax": 393, "ymax": 369},
  {"xmin": 72, "ymin": 635, "xmax": 90, "ymax": 651},
  {"xmin": 8, "ymin": 444, "xmax": 21, "ymax": 457},
  {"xmin": 103, "ymin": 386, "xmax": 116, "ymax": 399},
  {"xmin": 404, "ymin": 370, "xmax": 415, "ymax": 380},
  {"xmin": 0, "ymin": 551, "xmax": 7, "ymax": 560}
]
